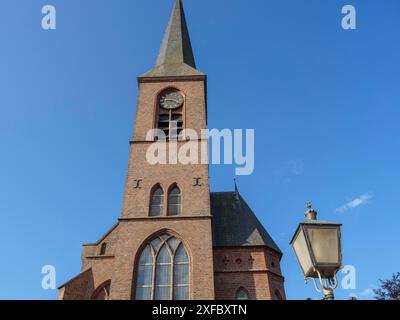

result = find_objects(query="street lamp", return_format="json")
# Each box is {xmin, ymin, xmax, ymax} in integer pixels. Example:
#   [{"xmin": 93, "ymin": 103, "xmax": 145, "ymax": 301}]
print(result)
[{"xmin": 290, "ymin": 202, "xmax": 343, "ymax": 300}]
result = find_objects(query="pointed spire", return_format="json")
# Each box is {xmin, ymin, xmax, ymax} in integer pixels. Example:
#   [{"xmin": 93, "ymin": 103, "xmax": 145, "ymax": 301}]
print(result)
[
  {"xmin": 157, "ymin": 0, "xmax": 196, "ymax": 68},
  {"xmin": 141, "ymin": 0, "xmax": 204, "ymax": 78}
]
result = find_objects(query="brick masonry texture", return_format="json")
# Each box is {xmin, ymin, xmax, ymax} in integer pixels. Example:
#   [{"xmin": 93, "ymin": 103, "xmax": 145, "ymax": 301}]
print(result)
[
  {"xmin": 121, "ymin": 79, "xmax": 210, "ymax": 219},
  {"xmin": 213, "ymin": 247, "xmax": 285, "ymax": 300},
  {"xmin": 58, "ymin": 0, "xmax": 286, "ymax": 300},
  {"xmin": 58, "ymin": 76, "xmax": 286, "ymax": 301},
  {"xmin": 110, "ymin": 218, "xmax": 215, "ymax": 300}
]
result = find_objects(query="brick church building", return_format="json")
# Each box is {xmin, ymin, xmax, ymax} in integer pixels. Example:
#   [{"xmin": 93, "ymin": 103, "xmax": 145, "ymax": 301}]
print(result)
[{"xmin": 58, "ymin": 0, "xmax": 286, "ymax": 300}]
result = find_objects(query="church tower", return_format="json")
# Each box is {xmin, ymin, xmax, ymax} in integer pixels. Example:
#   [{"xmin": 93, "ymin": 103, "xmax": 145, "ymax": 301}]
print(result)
[
  {"xmin": 58, "ymin": 0, "xmax": 285, "ymax": 301},
  {"xmin": 111, "ymin": 0, "xmax": 214, "ymax": 300}
]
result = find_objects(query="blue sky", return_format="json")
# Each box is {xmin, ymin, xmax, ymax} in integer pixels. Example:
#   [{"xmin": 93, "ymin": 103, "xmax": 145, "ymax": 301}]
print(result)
[{"xmin": 1, "ymin": 0, "xmax": 399, "ymax": 300}]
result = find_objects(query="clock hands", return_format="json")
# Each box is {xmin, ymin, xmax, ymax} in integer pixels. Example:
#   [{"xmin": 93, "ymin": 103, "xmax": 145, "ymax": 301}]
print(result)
[
  {"xmin": 164, "ymin": 98, "xmax": 179, "ymax": 103},
  {"xmin": 159, "ymin": 90, "xmax": 183, "ymax": 109}
]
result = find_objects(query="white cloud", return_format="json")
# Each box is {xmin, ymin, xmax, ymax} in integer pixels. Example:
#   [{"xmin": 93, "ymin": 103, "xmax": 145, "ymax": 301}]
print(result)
[
  {"xmin": 348, "ymin": 289, "xmax": 374, "ymax": 300},
  {"xmin": 288, "ymin": 159, "xmax": 304, "ymax": 176},
  {"xmin": 283, "ymin": 159, "xmax": 304, "ymax": 184},
  {"xmin": 360, "ymin": 288, "xmax": 374, "ymax": 297},
  {"xmin": 336, "ymin": 193, "xmax": 374, "ymax": 213}
]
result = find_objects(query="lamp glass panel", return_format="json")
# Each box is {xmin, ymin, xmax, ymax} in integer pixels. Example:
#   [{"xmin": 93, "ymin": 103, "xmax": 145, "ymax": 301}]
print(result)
[
  {"xmin": 306, "ymin": 227, "xmax": 339, "ymax": 264},
  {"xmin": 292, "ymin": 229, "xmax": 313, "ymax": 276}
]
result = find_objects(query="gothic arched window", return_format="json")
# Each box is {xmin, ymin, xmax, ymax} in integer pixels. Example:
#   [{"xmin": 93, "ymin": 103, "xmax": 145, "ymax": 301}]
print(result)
[
  {"xmin": 167, "ymin": 186, "xmax": 181, "ymax": 216},
  {"xmin": 91, "ymin": 280, "xmax": 111, "ymax": 300},
  {"xmin": 136, "ymin": 245, "xmax": 154, "ymax": 300},
  {"xmin": 100, "ymin": 242, "xmax": 107, "ymax": 256},
  {"xmin": 156, "ymin": 89, "xmax": 184, "ymax": 141},
  {"xmin": 236, "ymin": 287, "xmax": 249, "ymax": 300},
  {"xmin": 149, "ymin": 186, "xmax": 164, "ymax": 217},
  {"xmin": 135, "ymin": 234, "xmax": 190, "ymax": 300},
  {"xmin": 274, "ymin": 289, "xmax": 284, "ymax": 300}
]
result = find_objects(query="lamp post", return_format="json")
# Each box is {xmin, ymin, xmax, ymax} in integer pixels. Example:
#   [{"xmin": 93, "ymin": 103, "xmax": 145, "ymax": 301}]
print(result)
[{"xmin": 290, "ymin": 202, "xmax": 343, "ymax": 300}]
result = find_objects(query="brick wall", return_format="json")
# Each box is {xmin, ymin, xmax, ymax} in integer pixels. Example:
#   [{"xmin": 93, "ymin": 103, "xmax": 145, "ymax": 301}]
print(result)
[
  {"xmin": 58, "ymin": 72, "xmax": 285, "ymax": 301},
  {"xmin": 58, "ymin": 268, "xmax": 94, "ymax": 300},
  {"xmin": 213, "ymin": 247, "xmax": 285, "ymax": 300},
  {"xmin": 109, "ymin": 218, "xmax": 215, "ymax": 300},
  {"xmin": 121, "ymin": 78, "xmax": 210, "ymax": 220}
]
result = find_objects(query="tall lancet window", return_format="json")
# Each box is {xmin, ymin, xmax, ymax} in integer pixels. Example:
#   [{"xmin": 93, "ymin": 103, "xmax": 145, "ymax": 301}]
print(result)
[
  {"xmin": 135, "ymin": 246, "xmax": 153, "ymax": 300},
  {"xmin": 135, "ymin": 234, "xmax": 190, "ymax": 300},
  {"xmin": 149, "ymin": 186, "xmax": 164, "ymax": 217},
  {"xmin": 173, "ymin": 243, "xmax": 189, "ymax": 299},
  {"xmin": 156, "ymin": 89, "xmax": 184, "ymax": 141},
  {"xmin": 155, "ymin": 244, "xmax": 172, "ymax": 299},
  {"xmin": 168, "ymin": 186, "xmax": 181, "ymax": 216}
]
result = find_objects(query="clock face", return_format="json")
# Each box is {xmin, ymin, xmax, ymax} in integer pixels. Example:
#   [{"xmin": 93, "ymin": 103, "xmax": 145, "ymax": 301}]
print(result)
[{"xmin": 159, "ymin": 90, "xmax": 184, "ymax": 110}]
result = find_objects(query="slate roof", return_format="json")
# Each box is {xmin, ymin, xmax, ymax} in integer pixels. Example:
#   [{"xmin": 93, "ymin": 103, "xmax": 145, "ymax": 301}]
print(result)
[
  {"xmin": 141, "ymin": 0, "xmax": 204, "ymax": 78},
  {"xmin": 211, "ymin": 192, "xmax": 282, "ymax": 254}
]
